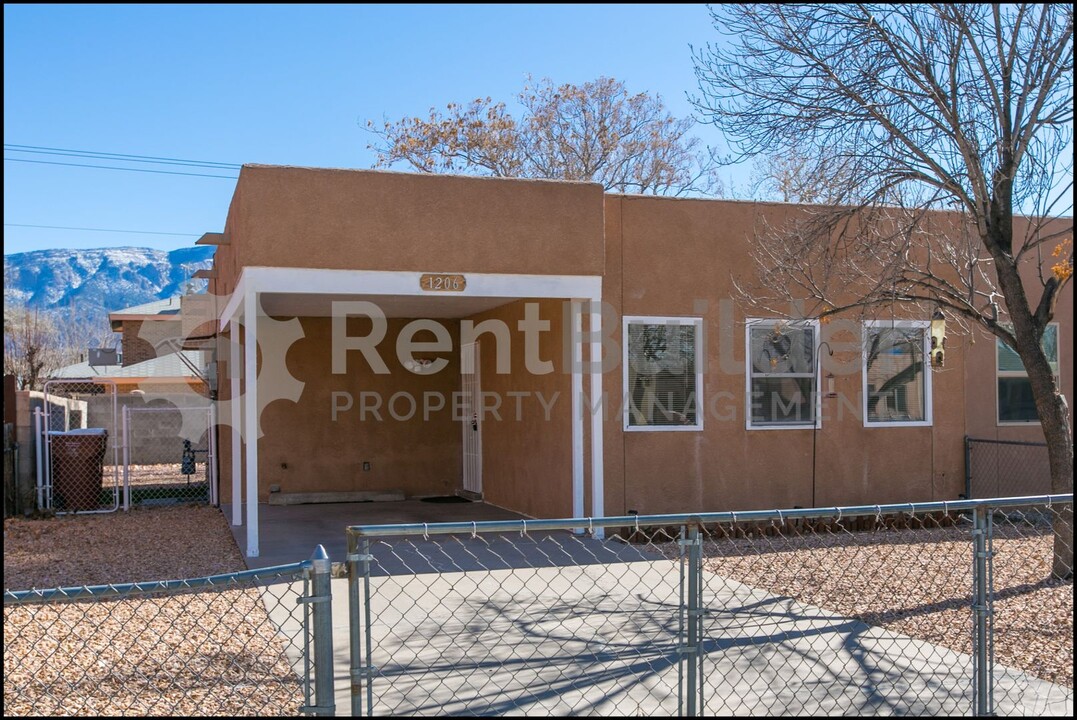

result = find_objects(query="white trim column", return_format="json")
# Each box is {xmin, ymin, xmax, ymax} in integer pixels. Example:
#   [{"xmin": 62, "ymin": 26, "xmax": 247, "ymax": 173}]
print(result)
[
  {"xmin": 589, "ymin": 299, "xmax": 605, "ymax": 538},
  {"xmin": 571, "ymin": 300, "xmax": 584, "ymax": 521},
  {"xmin": 229, "ymin": 321, "xmax": 242, "ymax": 527},
  {"xmin": 243, "ymin": 291, "xmax": 260, "ymax": 558}
]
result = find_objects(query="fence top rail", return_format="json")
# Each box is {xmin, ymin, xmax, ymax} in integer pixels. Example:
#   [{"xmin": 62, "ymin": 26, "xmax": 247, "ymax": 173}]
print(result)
[
  {"xmin": 966, "ymin": 436, "xmax": 1049, "ymax": 447},
  {"xmin": 4, "ymin": 559, "xmax": 312, "ymax": 605},
  {"xmin": 345, "ymin": 494, "xmax": 1074, "ymax": 539}
]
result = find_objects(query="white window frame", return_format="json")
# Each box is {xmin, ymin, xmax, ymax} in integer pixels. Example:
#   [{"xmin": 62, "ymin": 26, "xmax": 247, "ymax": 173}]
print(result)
[
  {"xmin": 862, "ymin": 320, "xmax": 933, "ymax": 428},
  {"xmin": 996, "ymin": 322, "xmax": 1059, "ymax": 426},
  {"xmin": 622, "ymin": 316, "xmax": 704, "ymax": 432},
  {"xmin": 745, "ymin": 318, "xmax": 821, "ymax": 430}
]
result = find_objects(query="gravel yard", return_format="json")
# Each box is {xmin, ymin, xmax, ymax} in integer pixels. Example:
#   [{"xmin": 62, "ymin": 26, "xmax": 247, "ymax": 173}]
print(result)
[
  {"xmin": 667, "ymin": 519, "xmax": 1073, "ymax": 690},
  {"xmin": 3, "ymin": 506, "xmax": 305, "ymax": 716}
]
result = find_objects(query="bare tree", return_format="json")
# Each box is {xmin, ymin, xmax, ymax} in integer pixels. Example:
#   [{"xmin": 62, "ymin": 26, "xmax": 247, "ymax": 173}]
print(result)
[
  {"xmin": 693, "ymin": 4, "xmax": 1073, "ymax": 577},
  {"xmin": 367, "ymin": 76, "xmax": 721, "ymax": 196},
  {"xmin": 3, "ymin": 305, "xmax": 65, "ymax": 390}
]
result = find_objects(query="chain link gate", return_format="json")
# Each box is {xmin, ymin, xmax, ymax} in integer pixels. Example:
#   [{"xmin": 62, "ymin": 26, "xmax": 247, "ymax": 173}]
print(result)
[
  {"xmin": 121, "ymin": 405, "xmax": 218, "ymax": 508},
  {"xmin": 36, "ymin": 379, "xmax": 120, "ymax": 514},
  {"xmin": 343, "ymin": 496, "xmax": 1072, "ymax": 716}
]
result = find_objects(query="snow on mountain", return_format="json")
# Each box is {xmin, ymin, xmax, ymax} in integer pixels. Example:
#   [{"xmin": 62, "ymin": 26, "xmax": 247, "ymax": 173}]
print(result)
[{"xmin": 3, "ymin": 246, "xmax": 214, "ymax": 328}]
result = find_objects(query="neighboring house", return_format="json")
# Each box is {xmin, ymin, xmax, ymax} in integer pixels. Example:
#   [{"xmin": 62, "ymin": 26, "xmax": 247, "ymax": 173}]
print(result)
[
  {"xmin": 184, "ymin": 165, "xmax": 1070, "ymax": 558},
  {"xmin": 49, "ymin": 296, "xmax": 210, "ymax": 394}
]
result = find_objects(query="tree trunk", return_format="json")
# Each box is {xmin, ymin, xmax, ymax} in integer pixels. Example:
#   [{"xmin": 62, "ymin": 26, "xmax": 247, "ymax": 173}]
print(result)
[{"xmin": 991, "ymin": 244, "xmax": 1074, "ymax": 580}]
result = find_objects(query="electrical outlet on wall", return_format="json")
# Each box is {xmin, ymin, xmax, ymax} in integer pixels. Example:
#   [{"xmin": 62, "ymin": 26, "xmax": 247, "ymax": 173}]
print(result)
[{"xmin": 362, "ymin": 461, "xmax": 371, "ymax": 471}]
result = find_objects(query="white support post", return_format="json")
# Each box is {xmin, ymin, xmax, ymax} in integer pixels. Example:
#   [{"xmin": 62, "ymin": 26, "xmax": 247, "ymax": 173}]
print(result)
[
  {"xmin": 34, "ymin": 408, "xmax": 44, "ymax": 511},
  {"xmin": 229, "ymin": 325, "xmax": 242, "ymax": 527},
  {"xmin": 589, "ymin": 300, "xmax": 605, "ymax": 538},
  {"xmin": 243, "ymin": 291, "xmax": 260, "ymax": 558},
  {"xmin": 571, "ymin": 300, "xmax": 584, "ymax": 524},
  {"xmin": 122, "ymin": 406, "xmax": 131, "ymax": 511}
]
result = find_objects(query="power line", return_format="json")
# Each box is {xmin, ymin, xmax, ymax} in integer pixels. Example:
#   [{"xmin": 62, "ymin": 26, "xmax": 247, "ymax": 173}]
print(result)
[
  {"xmin": 4, "ymin": 157, "xmax": 238, "ymax": 179},
  {"xmin": 5, "ymin": 223, "xmax": 200, "ymax": 237},
  {"xmin": 4, "ymin": 143, "xmax": 241, "ymax": 169},
  {"xmin": 5, "ymin": 147, "xmax": 241, "ymax": 171}
]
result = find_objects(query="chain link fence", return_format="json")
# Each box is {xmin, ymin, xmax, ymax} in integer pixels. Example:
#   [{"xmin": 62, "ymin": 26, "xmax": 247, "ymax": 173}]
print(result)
[
  {"xmin": 3, "ymin": 548, "xmax": 335, "ymax": 717},
  {"xmin": 37, "ymin": 379, "xmax": 120, "ymax": 514},
  {"xmin": 345, "ymin": 496, "xmax": 1072, "ymax": 716},
  {"xmin": 966, "ymin": 437, "xmax": 1051, "ymax": 498},
  {"xmin": 120, "ymin": 405, "xmax": 217, "ymax": 508}
]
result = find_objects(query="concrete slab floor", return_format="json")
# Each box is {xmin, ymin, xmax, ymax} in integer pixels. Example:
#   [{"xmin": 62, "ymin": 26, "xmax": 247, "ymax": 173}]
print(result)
[{"xmin": 220, "ymin": 499, "xmax": 527, "ymax": 569}]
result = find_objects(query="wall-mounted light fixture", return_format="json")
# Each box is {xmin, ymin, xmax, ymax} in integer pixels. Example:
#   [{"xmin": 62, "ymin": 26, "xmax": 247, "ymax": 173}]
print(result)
[{"xmin": 404, "ymin": 357, "xmax": 440, "ymax": 374}]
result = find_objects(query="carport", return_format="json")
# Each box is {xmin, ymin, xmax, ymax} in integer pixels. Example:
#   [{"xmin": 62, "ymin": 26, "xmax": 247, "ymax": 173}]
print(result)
[{"xmin": 219, "ymin": 266, "xmax": 606, "ymax": 558}]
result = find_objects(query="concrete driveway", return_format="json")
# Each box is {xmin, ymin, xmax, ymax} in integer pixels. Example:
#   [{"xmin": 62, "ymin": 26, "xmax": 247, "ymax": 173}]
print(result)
[
  {"xmin": 257, "ymin": 529, "xmax": 1072, "ymax": 716},
  {"xmin": 221, "ymin": 499, "xmax": 527, "ymax": 568}
]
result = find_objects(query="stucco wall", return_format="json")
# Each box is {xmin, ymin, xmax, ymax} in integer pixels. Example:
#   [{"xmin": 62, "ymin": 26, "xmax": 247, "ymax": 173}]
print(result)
[
  {"xmin": 222, "ymin": 165, "xmax": 604, "ymax": 278},
  {"xmin": 219, "ymin": 316, "xmax": 462, "ymax": 503},
  {"xmin": 463, "ymin": 298, "xmax": 574, "ymax": 519},
  {"xmin": 606, "ymin": 195, "xmax": 970, "ymax": 513}
]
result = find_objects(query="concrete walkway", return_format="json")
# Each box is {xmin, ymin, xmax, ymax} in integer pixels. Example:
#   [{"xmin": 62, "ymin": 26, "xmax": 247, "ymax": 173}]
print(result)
[
  {"xmin": 222, "ymin": 500, "xmax": 527, "ymax": 568},
  {"xmin": 259, "ymin": 533, "xmax": 1072, "ymax": 716}
]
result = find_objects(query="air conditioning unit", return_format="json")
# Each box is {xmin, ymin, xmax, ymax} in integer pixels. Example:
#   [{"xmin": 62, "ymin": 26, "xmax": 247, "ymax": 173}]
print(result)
[{"xmin": 88, "ymin": 348, "xmax": 119, "ymax": 367}]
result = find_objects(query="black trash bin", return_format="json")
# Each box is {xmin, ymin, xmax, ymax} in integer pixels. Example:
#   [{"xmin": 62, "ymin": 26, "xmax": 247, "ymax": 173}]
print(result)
[{"xmin": 50, "ymin": 428, "xmax": 108, "ymax": 511}]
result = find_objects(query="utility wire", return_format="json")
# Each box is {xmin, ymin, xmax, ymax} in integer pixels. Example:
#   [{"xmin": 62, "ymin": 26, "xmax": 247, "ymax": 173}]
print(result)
[
  {"xmin": 4, "ymin": 157, "xmax": 238, "ymax": 179},
  {"xmin": 5, "ymin": 223, "xmax": 200, "ymax": 237},
  {"xmin": 4, "ymin": 143, "xmax": 241, "ymax": 169}
]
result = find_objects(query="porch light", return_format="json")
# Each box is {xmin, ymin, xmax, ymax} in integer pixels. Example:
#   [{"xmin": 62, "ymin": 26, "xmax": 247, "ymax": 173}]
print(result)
[
  {"xmin": 930, "ymin": 308, "xmax": 946, "ymax": 368},
  {"xmin": 404, "ymin": 358, "xmax": 438, "ymax": 374}
]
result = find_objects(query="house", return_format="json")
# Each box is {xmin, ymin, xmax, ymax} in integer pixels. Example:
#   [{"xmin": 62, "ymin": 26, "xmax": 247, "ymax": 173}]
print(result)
[{"xmin": 186, "ymin": 165, "xmax": 1071, "ymax": 557}]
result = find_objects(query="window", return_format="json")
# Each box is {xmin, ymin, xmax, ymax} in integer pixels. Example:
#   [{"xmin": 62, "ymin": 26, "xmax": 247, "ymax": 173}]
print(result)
[
  {"xmin": 746, "ymin": 319, "xmax": 818, "ymax": 429},
  {"xmin": 997, "ymin": 323, "xmax": 1059, "ymax": 424},
  {"xmin": 623, "ymin": 317, "xmax": 702, "ymax": 431},
  {"xmin": 863, "ymin": 321, "xmax": 932, "ymax": 426}
]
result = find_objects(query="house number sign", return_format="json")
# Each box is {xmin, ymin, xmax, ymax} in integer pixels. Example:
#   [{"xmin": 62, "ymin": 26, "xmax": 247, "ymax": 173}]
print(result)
[{"xmin": 420, "ymin": 274, "xmax": 467, "ymax": 292}]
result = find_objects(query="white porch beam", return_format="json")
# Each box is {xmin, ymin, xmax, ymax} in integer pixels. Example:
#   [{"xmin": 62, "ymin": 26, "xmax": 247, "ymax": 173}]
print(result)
[
  {"xmin": 243, "ymin": 290, "xmax": 260, "ymax": 558},
  {"xmin": 243, "ymin": 266, "xmax": 601, "ymax": 300}
]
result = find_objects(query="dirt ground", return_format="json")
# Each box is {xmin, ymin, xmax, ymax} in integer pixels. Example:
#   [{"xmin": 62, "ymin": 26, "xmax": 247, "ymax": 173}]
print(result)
[
  {"xmin": 3, "ymin": 505, "xmax": 306, "ymax": 716},
  {"xmin": 654, "ymin": 519, "xmax": 1073, "ymax": 690}
]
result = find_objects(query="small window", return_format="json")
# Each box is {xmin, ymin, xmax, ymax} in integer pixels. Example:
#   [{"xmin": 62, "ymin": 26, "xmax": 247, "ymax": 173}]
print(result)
[
  {"xmin": 746, "ymin": 319, "xmax": 818, "ymax": 429},
  {"xmin": 997, "ymin": 324, "xmax": 1059, "ymax": 424},
  {"xmin": 863, "ymin": 321, "xmax": 932, "ymax": 426},
  {"xmin": 623, "ymin": 317, "xmax": 703, "ymax": 431}
]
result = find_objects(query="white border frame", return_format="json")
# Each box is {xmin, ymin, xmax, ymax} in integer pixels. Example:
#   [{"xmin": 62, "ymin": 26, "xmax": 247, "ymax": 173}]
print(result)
[
  {"xmin": 745, "ymin": 318, "xmax": 821, "ymax": 431},
  {"xmin": 995, "ymin": 321, "xmax": 1060, "ymax": 426},
  {"xmin": 862, "ymin": 320, "xmax": 933, "ymax": 428},
  {"xmin": 622, "ymin": 316, "xmax": 705, "ymax": 432}
]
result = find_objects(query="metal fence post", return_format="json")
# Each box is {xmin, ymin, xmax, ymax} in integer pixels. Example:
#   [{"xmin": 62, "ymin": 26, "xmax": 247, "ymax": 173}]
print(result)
[
  {"xmin": 685, "ymin": 525, "xmax": 702, "ymax": 717},
  {"xmin": 971, "ymin": 506, "xmax": 991, "ymax": 716},
  {"xmin": 310, "ymin": 545, "xmax": 336, "ymax": 716}
]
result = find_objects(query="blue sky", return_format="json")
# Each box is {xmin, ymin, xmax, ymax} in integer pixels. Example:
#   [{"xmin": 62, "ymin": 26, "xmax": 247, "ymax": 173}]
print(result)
[{"xmin": 3, "ymin": 4, "xmax": 741, "ymax": 255}]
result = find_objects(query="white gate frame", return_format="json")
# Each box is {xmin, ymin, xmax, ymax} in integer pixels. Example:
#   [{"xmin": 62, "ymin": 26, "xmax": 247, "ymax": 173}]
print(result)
[
  {"xmin": 39, "ymin": 378, "xmax": 120, "ymax": 514},
  {"xmin": 121, "ymin": 404, "xmax": 218, "ymax": 510}
]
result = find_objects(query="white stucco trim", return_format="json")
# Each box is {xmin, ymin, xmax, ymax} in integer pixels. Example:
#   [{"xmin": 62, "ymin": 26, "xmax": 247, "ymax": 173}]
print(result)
[{"xmin": 225, "ymin": 266, "xmax": 602, "ymax": 303}]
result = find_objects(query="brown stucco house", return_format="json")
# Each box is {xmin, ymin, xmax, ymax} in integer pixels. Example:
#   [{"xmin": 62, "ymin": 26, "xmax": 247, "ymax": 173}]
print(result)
[{"xmin": 187, "ymin": 165, "xmax": 1071, "ymax": 557}]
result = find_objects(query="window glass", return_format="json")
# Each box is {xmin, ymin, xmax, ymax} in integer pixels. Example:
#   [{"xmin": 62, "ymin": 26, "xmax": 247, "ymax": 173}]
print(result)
[
  {"xmin": 997, "ymin": 324, "xmax": 1059, "ymax": 423},
  {"xmin": 865, "ymin": 325, "xmax": 928, "ymax": 424},
  {"xmin": 626, "ymin": 321, "xmax": 699, "ymax": 428},
  {"xmin": 748, "ymin": 322, "xmax": 816, "ymax": 426}
]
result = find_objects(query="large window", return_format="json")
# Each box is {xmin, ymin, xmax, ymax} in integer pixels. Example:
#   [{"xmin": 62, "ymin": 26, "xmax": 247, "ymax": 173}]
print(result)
[
  {"xmin": 623, "ymin": 317, "xmax": 703, "ymax": 431},
  {"xmin": 997, "ymin": 323, "xmax": 1059, "ymax": 424},
  {"xmin": 863, "ymin": 321, "xmax": 932, "ymax": 426},
  {"xmin": 746, "ymin": 319, "xmax": 818, "ymax": 429}
]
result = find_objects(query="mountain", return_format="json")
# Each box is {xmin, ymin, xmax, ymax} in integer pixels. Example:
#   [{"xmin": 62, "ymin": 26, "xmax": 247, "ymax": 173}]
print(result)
[{"xmin": 3, "ymin": 246, "xmax": 214, "ymax": 337}]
